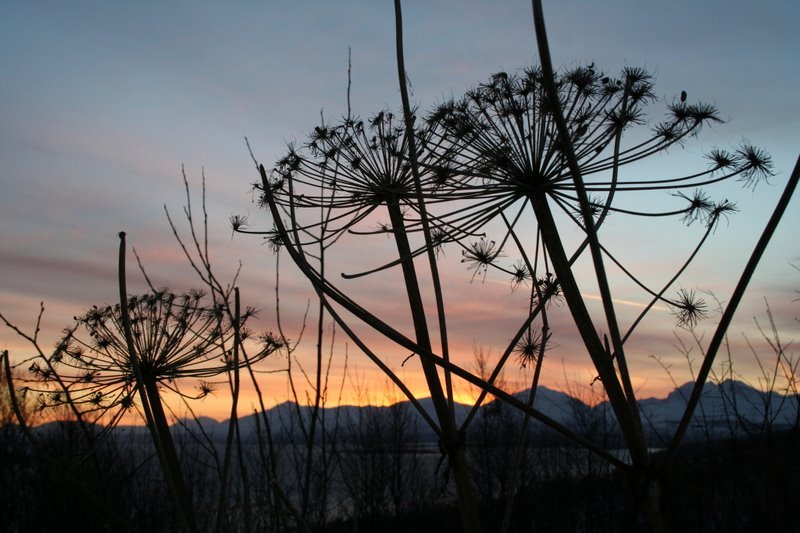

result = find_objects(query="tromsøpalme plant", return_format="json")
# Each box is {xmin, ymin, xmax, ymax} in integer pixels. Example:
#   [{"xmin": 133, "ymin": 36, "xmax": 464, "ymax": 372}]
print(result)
[{"xmin": 241, "ymin": 1, "xmax": 799, "ymax": 530}]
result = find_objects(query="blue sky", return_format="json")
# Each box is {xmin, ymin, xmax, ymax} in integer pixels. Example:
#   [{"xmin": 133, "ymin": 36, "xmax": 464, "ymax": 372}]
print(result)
[{"xmin": 1, "ymin": 1, "xmax": 798, "ymax": 417}]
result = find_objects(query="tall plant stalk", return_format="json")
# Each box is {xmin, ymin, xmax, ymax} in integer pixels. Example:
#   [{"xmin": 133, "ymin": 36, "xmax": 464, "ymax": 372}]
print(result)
[
  {"xmin": 665, "ymin": 154, "xmax": 800, "ymax": 461},
  {"xmin": 529, "ymin": 1, "xmax": 797, "ymax": 529},
  {"xmin": 244, "ymin": 2, "xmax": 789, "ymax": 530},
  {"xmin": 392, "ymin": 2, "xmax": 480, "ymax": 529},
  {"xmin": 117, "ymin": 232, "xmax": 198, "ymax": 533}
]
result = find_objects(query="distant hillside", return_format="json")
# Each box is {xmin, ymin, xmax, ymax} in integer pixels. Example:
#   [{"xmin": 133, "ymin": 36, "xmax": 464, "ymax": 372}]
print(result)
[
  {"xmin": 636, "ymin": 379, "xmax": 799, "ymax": 443},
  {"xmin": 169, "ymin": 380, "xmax": 798, "ymax": 446},
  {"xmin": 36, "ymin": 381, "xmax": 791, "ymax": 446}
]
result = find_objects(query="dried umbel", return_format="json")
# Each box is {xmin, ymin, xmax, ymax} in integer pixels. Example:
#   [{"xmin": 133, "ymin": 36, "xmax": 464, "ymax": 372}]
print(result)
[
  {"xmin": 425, "ymin": 65, "xmax": 772, "ymax": 235},
  {"xmin": 419, "ymin": 65, "xmax": 772, "ymax": 325},
  {"xmin": 256, "ymin": 110, "xmax": 465, "ymax": 249},
  {"xmin": 27, "ymin": 288, "xmax": 281, "ymax": 423}
]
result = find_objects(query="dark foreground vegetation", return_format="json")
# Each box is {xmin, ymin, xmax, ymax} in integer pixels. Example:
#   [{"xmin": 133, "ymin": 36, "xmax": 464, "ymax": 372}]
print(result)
[
  {"xmin": 1, "ymin": 424, "xmax": 798, "ymax": 532},
  {"xmin": 2, "ymin": 378, "xmax": 798, "ymax": 532}
]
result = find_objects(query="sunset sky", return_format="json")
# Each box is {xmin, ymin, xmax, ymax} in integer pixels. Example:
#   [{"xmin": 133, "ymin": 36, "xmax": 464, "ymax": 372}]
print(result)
[{"xmin": 2, "ymin": 1, "xmax": 798, "ymax": 422}]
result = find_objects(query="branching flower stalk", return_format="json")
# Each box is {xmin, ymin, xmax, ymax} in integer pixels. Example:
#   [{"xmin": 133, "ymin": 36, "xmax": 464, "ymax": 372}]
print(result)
[
  {"xmin": 525, "ymin": 1, "xmax": 792, "ymax": 529},
  {"xmin": 254, "ymin": 164, "xmax": 630, "ymax": 469},
  {"xmin": 18, "ymin": 232, "xmax": 280, "ymax": 532},
  {"xmin": 241, "ymin": 2, "xmax": 790, "ymax": 530},
  {"xmin": 117, "ymin": 232, "xmax": 198, "ymax": 533},
  {"xmin": 422, "ymin": 59, "xmax": 769, "ymax": 464},
  {"xmin": 392, "ymin": 3, "xmax": 480, "ymax": 529}
]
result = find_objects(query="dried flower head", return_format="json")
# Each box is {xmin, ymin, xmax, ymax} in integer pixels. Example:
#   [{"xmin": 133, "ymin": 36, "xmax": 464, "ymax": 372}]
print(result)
[
  {"xmin": 671, "ymin": 288, "xmax": 708, "ymax": 328},
  {"xmin": 26, "ymin": 289, "xmax": 277, "ymax": 423},
  {"xmin": 734, "ymin": 144, "xmax": 774, "ymax": 188},
  {"xmin": 516, "ymin": 329, "xmax": 545, "ymax": 369},
  {"xmin": 535, "ymin": 272, "xmax": 563, "ymax": 306},
  {"xmin": 263, "ymin": 227, "xmax": 285, "ymax": 253},
  {"xmin": 675, "ymin": 190, "xmax": 714, "ymax": 226},
  {"xmin": 461, "ymin": 238, "xmax": 501, "ymax": 282},
  {"xmin": 258, "ymin": 109, "xmax": 459, "ymax": 247},
  {"xmin": 426, "ymin": 66, "xmax": 658, "ymax": 222},
  {"xmin": 229, "ymin": 214, "xmax": 250, "ymax": 233},
  {"xmin": 706, "ymin": 199, "xmax": 738, "ymax": 229},
  {"xmin": 423, "ymin": 64, "xmax": 768, "ymax": 240},
  {"xmin": 509, "ymin": 260, "xmax": 532, "ymax": 290}
]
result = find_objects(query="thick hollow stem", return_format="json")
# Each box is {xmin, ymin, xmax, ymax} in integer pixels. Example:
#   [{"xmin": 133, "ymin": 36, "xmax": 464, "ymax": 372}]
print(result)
[
  {"xmin": 140, "ymin": 374, "xmax": 198, "ymax": 532},
  {"xmin": 665, "ymin": 154, "xmax": 800, "ymax": 464},
  {"xmin": 530, "ymin": 0, "xmax": 647, "ymax": 466},
  {"xmin": 386, "ymin": 198, "xmax": 481, "ymax": 532},
  {"xmin": 118, "ymin": 232, "xmax": 197, "ymax": 532},
  {"xmin": 529, "ymin": 192, "xmax": 643, "ymax": 461}
]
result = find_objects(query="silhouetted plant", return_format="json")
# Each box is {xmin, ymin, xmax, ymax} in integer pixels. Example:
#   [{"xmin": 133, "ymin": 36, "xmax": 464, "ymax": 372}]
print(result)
[
  {"xmin": 241, "ymin": 1, "xmax": 799, "ymax": 530},
  {"xmin": 3, "ymin": 230, "xmax": 284, "ymax": 532},
  {"xmin": 0, "ymin": 357, "xmax": 33, "ymax": 530},
  {"xmin": 1, "ymin": 0, "xmax": 796, "ymax": 528},
  {"xmin": 24, "ymin": 287, "xmax": 273, "ymax": 426}
]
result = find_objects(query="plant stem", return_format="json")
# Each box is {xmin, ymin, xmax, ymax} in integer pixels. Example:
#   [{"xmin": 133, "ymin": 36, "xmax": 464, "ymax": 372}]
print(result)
[
  {"xmin": 141, "ymin": 373, "xmax": 199, "ymax": 532},
  {"xmin": 117, "ymin": 232, "xmax": 197, "ymax": 532},
  {"xmin": 665, "ymin": 154, "xmax": 800, "ymax": 464},
  {"xmin": 386, "ymin": 199, "xmax": 481, "ymax": 532},
  {"xmin": 393, "ymin": 3, "xmax": 480, "ymax": 529},
  {"xmin": 530, "ymin": 0, "xmax": 647, "ymax": 466}
]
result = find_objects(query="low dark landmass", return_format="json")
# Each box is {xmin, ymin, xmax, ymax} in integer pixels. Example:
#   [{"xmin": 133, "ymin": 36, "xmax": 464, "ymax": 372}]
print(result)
[
  {"xmin": 175, "ymin": 379, "xmax": 800, "ymax": 446},
  {"xmin": 3, "ymin": 379, "xmax": 797, "ymax": 531}
]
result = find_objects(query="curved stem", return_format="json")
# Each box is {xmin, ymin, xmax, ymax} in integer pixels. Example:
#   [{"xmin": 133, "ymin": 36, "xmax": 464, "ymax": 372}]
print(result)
[
  {"xmin": 215, "ymin": 287, "xmax": 242, "ymax": 532},
  {"xmin": 394, "ymin": 3, "xmax": 480, "ymax": 530},
  {"xmin": 259, "ymin": 165, "xmax": 630, "ymax": 469},
  {"xmin": 531, "ymin": 0, "xmax": 646, "ymax": 466},
  {"xmin": 118, "ymin": 232, "xmax": 197, "ymax": 532},
  {"xmin": 665, "ymin": 154, "xmax": 800, "ymax": 465},
  {"xmin": 394, "ymin": 0, "xmax": 456, "ymax": 415}
]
